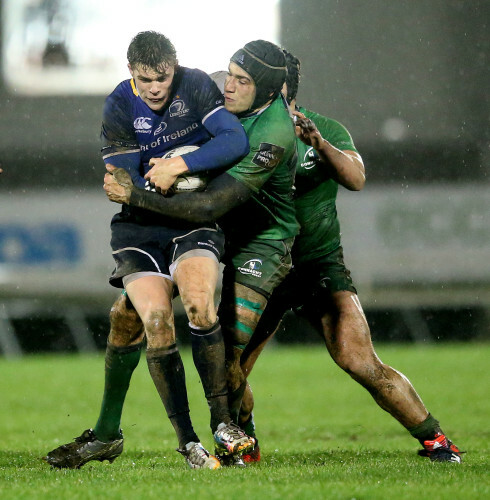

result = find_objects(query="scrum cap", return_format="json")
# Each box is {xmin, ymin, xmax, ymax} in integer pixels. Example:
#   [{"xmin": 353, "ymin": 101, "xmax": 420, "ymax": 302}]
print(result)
[
  {"xmin": 283, "ymin": 49, "xmax": 301, "ymax": 104},
  {"xmin": 230, "ymin": 40, "xmax": 286, "ymax": 111}
]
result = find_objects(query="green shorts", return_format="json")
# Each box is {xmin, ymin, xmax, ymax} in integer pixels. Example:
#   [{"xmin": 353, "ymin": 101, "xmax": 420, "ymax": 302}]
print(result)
[
  {"xmin": 266, "ymin": 245, "xmax": 357, "ymax": 319},
  {"xmin": 294, "ymin": 244, "xmax": 357, "ymax": 295},
  {"xmin": 222, "ymin": 237, "xmax": 294, "ymax": 299}
]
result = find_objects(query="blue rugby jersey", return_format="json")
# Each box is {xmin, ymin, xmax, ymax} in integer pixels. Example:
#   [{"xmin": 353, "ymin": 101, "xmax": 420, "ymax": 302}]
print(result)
[{"xmin": 101, "ymin": 66, "xmax": 228, "ymax": 186}]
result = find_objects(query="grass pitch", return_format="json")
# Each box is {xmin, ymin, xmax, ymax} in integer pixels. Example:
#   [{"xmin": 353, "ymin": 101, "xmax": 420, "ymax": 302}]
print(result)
[{"xmin": 0, "ymin": 343, "xmax": 489, "ymax": 499}]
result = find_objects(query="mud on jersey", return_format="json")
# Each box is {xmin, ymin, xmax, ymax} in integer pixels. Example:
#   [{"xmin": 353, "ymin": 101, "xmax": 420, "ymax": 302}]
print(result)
[
  {"xmin": 220, "ymin": 95, "xmax": 299, "ymax": 242},
  {"xmin": 101, "ymin": 66, "xmax": 225, "ymax": 181},
  {"xmin": 293, "ymin": 106, "xmax": 358, "ymax": 262}
]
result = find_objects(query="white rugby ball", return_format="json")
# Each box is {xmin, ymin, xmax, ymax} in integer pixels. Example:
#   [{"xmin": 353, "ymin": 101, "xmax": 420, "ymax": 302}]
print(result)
[{"xmin": 163, "ymin": 145, "xmax": 208, "ymax": 194}]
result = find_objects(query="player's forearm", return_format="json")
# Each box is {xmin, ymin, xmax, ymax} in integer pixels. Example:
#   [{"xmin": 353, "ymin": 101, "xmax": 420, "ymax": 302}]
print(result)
[
  {"xmin": 128, "ymin": 172, "xmax": 253, "ymax": 223},
  {"xmin": 315, "ymin": 140, "xmax": 365, "ymax": 191},
  {"xmin": 129, "ymin": 187, "xmax": 217, "ymax": 223}
]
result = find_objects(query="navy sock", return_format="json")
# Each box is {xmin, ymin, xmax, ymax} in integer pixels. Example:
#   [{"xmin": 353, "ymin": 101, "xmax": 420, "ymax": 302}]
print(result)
[
  {"xmin": 190, "ymin": 321, "xmax": 230, "ymax": 432},
  {"xmin": 147, "ymin": 345, "xmax": 199, "ymax": 448}
]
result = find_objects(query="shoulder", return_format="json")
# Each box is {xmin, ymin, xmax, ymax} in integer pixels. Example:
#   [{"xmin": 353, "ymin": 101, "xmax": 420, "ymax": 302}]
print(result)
[
  {"xmin": 106, "ymin": 79, "xmax": 135, "ymax": 103},
  {"xmin": 250, "ymin": 98, "xmax": 295, "ymax": 149},
  {"xmin": 104, "ymin": 80, "xmax": 136, "ymax": 114},
  {"xmin": 175, "ymin": 66, "xmax": 215, "ymax": 91}
]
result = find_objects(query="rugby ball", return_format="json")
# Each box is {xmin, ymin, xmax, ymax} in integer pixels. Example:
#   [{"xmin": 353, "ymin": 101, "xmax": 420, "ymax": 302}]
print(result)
[{"xmin": 163, "ymin": 145, "xmax": 208, "ymax": 194}]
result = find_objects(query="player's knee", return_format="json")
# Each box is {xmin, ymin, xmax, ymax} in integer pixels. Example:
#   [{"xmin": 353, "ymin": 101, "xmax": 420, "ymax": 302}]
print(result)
[
  {"xmin": 144, "ymin": 309, "xmax": 175, "ymax": 347},
  {"xmin": 330, "ymin": 343, "xmax": 367, "ymax": 375},
  {"xmin": 109, "ymin": 295, "xmax": 144, "ymax": 346},
  {"xmin": 183, "ymin": 293, "xmax": 216, "ymax": 329},
  {"xmin": 187, "ymin": 307, "xmax": 216, "ymax": 329}
]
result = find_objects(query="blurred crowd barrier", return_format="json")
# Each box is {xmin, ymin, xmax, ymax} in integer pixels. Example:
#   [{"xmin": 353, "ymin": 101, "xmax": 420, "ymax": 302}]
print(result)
[{"xmin": 0, "ymin": 185, "xmax": 489, "ymax": 355}]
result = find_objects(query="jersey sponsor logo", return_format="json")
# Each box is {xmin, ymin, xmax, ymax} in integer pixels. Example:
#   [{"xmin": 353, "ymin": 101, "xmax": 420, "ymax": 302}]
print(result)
[
  {"xmin": 169, "ymin": 99, "xmax": 189, "ymax": 117},
  {"xmin": 198, "ymin": 240, "xmax": 218, "ymax": 253},
  {"xmin": 134, "ymin": 117, "xmax": 152, "ymax": 133},
  {"xmin": 301, "ymin": 147, "xmax": 317, "ymax": 169},
  {"xmin": 238, "ymin": 258, "xmax": 263, "ymax": 278},
  {"xmin": 139, "ymin": 122, "xmax": 199, "ymax": 151},
  {"xmin": 252, "ymin": 143, "xmax": 284, "ymax": 170},
  {"xmin": 154, "ymin": 121, "xmax": 168, "ymax": 135}
]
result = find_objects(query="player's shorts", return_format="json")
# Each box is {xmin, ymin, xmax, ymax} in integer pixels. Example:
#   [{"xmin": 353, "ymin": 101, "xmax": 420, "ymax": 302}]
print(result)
[
  {"xmin": 221, "ymin": 237, "xmax": 294, "ymax": 299},
  {"xmin": 271, "ymin": 244, "xmax": 357, "ymax": 317},
  {"xmin": 109, "ymin": 220, "xmax": 225, "ymax": 288}
]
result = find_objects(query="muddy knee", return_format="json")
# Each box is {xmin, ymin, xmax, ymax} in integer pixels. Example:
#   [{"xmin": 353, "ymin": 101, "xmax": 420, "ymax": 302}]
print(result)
[
  {"xmin": 144, "ymin": 310, "xmax": 175, "ymax": 348},
  {"xmin": 109, "ymin": 293, "xmax": 144, "ymax": 346}
]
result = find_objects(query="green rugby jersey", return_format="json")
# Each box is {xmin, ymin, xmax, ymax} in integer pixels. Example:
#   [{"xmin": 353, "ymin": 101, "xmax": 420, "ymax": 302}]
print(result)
[
  {"xmin": 293, "ymin": 107, "xmax": 358, "ymax": 262},
  {"xmin": 220, "ymin": 95, "xmax": 299, "ymax": 242}
]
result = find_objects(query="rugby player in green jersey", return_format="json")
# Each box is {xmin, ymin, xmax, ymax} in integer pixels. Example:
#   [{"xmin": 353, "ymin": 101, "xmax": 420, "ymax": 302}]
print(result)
[
  {"xmin": 46, "ymin": 40, "xmax": 298, "ymax": 469},
  {"xmin": 238, "ymin": 49, "xmax": 462, "ymax": 464}
]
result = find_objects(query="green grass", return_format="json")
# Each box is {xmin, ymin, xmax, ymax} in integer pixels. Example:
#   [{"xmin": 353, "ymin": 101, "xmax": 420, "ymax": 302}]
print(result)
[{"xmin": 0, "ymin": 343, "xmax": 489, "ymax": 499}]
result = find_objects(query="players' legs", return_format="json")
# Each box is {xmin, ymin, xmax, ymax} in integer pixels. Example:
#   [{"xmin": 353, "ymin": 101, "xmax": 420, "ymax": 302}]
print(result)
[
  {"xmin": 322, "ymin": 290, "xmax": 430, "ymax": 428},
  {"xmin": 321, "ymin": 290, "xmax": 461, "ymax": 461},
  {"xmin": 221, "ymin": 237, "xmax": 294, "ymax": 425},
  {"xmin": 94, "ymin": 292, "xmax": 145, "ymax": 442},
  {"xmin": 220, "ymin": 282, "xmax": 269, "ymax": 423},
  {"xmin": 238, "ymin": 285, "xmax": 291, "ymax": 431},
  {"xmin": 125, "ymin": 275, "xmax": 200, "ymax": 448},
  {"xmin": 173, "ymin": 255, "xmax": 231, "ymax": 432}
]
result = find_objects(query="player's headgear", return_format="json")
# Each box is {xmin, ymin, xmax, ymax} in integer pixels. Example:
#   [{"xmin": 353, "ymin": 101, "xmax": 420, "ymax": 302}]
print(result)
[
  {"xmin": 127, "ymin": 31, "xmax": 178, "ymax": 71},
  {"xmin": 230, "ymin": 40, "xmax": 286, "ymax": 111},
  {"xmin": 282, "ymin": 49, "xmax": 301, "ymax": 104}
]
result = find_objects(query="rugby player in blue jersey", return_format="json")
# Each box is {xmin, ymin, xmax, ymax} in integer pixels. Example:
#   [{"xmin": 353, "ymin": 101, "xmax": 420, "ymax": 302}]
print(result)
[
  {"xmin": 44, "ymin": 31, "xmax": 254, "ymax": 470},
  {"xmin": 94, "ymin": 40, "xmax": 296, "ymax": 469}
]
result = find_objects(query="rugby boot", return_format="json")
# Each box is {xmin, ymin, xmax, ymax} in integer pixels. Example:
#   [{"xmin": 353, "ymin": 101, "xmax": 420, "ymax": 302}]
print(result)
[
  {"xmin": 242, "ymin": 439, "xmax": 261, "ymax": 463},
  {"xmin": 213, "ymin": 422, "xmax": 255, "ymax": 456},
  {"xmin": 418, "ymin": 433, "xmax": 463, "ymax": 463},
  {"xmin": 43, "ymin": 428, "xmax": 123, "ymax": 469},
  {"xmin": 177, "ymin": 442, "xmax": 221, "ymax": 469},
  {"xmin": 216, "ymin": 452, "xmax": 247, "ymax": 468}
]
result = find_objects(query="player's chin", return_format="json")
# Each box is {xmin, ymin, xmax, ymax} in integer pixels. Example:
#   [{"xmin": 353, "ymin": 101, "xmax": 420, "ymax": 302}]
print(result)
[{"xmin": 146, "ymin": 99, "xmax": 165, "ymax": 111}]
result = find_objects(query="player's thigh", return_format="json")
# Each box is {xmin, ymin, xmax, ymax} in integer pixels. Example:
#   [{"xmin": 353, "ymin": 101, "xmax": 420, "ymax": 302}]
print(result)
[
  {"xmin": 173, "ymin": 255, "xmax": 219, "ymax": 305},
  {"xmin": 125, "ymin": 275, "xmax": 174, "ymax": 326},
  {"xmin": 322, "ymin": 290, "xmax": 374, "ymax": 360}
]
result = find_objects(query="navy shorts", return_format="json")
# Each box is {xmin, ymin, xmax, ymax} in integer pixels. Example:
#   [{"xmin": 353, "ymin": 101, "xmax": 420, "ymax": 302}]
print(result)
[{"xmin": 109, "ymin": 219, "xmax": 225, "ymax": 288}]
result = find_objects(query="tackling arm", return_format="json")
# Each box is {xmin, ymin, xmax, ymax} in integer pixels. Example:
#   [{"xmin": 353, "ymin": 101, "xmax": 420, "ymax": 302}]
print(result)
[
  {"xmin": 293, "ymin": 110, "xmax": 365, "ymax": 191},
  {"xmin": 105, "ymin": 165, "xmax": 254, "ymax": 224}
]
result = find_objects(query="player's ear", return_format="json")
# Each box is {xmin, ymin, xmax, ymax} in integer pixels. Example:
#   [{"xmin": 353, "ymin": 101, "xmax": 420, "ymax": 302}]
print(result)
[{"xmin": 128, "ymin": 63, "xmax": 134, "ymax": 77}]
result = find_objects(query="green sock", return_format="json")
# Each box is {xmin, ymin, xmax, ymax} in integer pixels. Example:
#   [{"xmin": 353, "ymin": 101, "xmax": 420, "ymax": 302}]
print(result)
[
  {"xmin": 408, "ymin": 413, "xmax": 442, "ymax": 444},
  {"xmin": 94, "ymin": 342, "xmax": 143, "ymax": 442}
]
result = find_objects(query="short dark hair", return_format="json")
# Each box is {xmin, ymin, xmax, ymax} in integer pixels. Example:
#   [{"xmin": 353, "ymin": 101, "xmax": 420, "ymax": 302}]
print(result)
[
  {"xmin": 127, "ymin": 31, "xmax": 178, "ymax": 71},
  {"xmin": 282, "ymin": 49, "xmax": 301, "ymax": 104}
]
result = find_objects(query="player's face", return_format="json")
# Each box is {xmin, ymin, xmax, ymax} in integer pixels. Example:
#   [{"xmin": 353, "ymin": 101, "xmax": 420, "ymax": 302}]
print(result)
[
  {"xmin": 224, "ymin": 62, "xmax": 256, "ymax": 114},
  {"xmin": 129, "ymin": 63, "xmax": 175, "ymax": 112}
]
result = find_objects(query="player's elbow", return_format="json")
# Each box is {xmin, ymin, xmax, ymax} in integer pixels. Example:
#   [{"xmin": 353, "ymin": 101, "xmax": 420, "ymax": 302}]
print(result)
[{"xmin": 349, "ymin": 175, "xmax": 366, "ymax": 191}]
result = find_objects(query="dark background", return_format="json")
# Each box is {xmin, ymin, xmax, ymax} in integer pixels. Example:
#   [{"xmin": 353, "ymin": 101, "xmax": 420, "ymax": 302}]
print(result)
[{"xmin": 0, "ymin": 0, "xmax": 488, "ymax": 353}]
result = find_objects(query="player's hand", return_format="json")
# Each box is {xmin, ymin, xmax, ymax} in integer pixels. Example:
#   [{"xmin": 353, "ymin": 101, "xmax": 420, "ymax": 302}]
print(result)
[
  {"xmin": 145, "ymin": 156, "xmax": 188, "ymax": 193},
  {"xmin": 292, "ymin": 110, "xmax": 324, "ymax": 150},
  {"xmin": 104, "ymin": 164, "xmax": 133, "ymax": 204}
]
